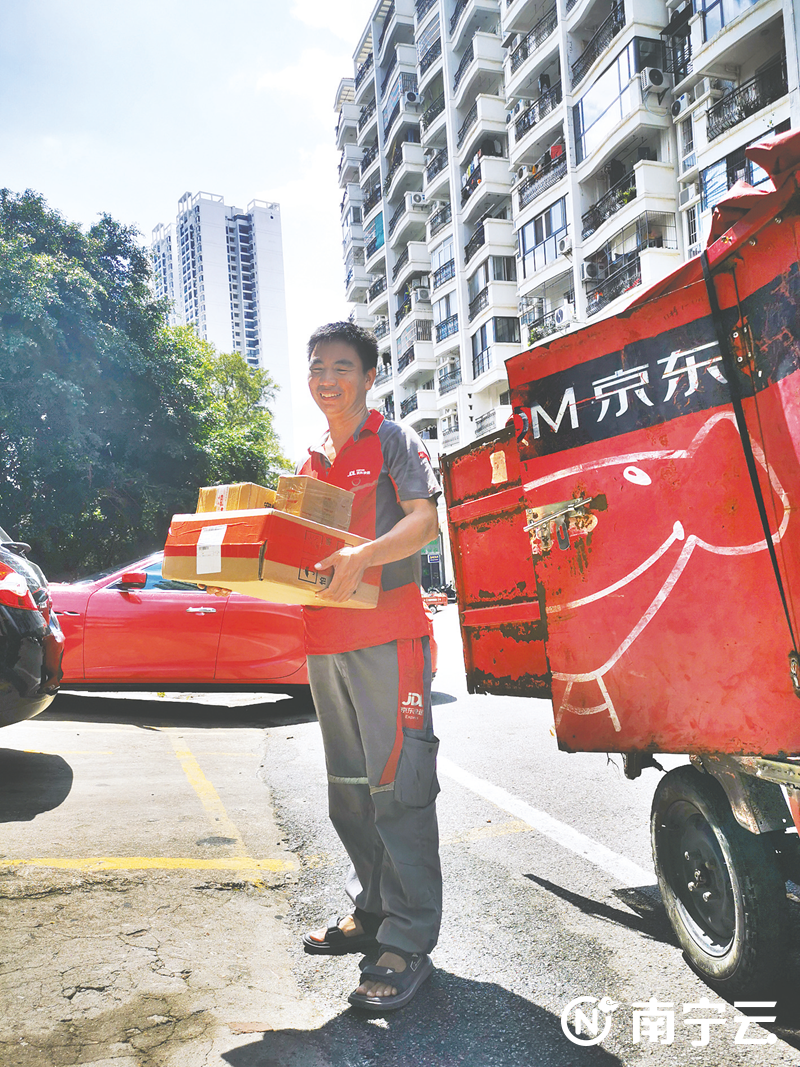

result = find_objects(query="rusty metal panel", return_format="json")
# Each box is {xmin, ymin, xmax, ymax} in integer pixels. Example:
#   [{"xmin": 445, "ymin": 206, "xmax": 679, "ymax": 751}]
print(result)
[{"xmin": 442, "ymin": 426, "xmax": 550, "ymax": 698}]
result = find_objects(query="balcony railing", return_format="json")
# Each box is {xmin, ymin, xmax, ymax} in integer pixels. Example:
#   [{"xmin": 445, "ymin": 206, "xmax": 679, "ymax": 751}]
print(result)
[
  {"xmin": 565, "ymin": 0, "xmax": 580, "ymax": 11},
  {"xmin": 468, "ymin": 286, "xmax": 489, "ymax": 320},
  {"xmin": 514, "ymin": 82, "xmax": 562, "ymax": 141},
  {"xmin": 368, "ymin": 275, "xmax": 387, "ymax": 301},
  {"xmin": 378, "ymin": 1, "xmax": 396, "ymax": 53},
  {"xmin": 401, "ymin": 317, "xmax": 433, "ymax": 346},
  {"xmin": 374, "ymin": 318, "xmax": 390, "ymax": 339},
  {"xmin": 416, "ymin": 0, "xmax": 436, "ymax": 16},
  {"xmin": 400, "ymin": 392, "xmax": 419, "ymax": 417},
  {"xmin": 392, "ymin": 246, "xmax": 410, "ymax": 280},
  {"xmin": 475, "ymin": 410, "xmax": 497, "ymax": 436},
  {"xmin": 571, "ymin": 3, "xmax": 625, "ymax": 88},
  {"xmin": 398, "ymin": 347, "xmax": 416, "ymax": 372},
  {"xmin": 355, "ymin": 52, "xmax": 374, "ymax": 89},
  {"xmin": 438, "ymin": 368, "xmax": 462, "ymax": 395},
  {"xmin": 420, "ymin": 37, "xmax": 442, "ymax": 76},
  {"xmin": 381, "ymin": 55, "xmax": 399, "ymax": 98},
  {"xmin": 363, "ymin": 182, "xmax": 383, "ymax": 214},
  {"xmin": 526, "ymin": 308, "xmax": 567, "ymax": 343},
  {"xmin": 435, "ymin": 313, "xmax": 459, "ymax": 342},
  {"xmin": 442, "ymin": 426, "xmax": 460, "ymax": 446},
  {"xmin": 388, "ymin": 202, "xmax": 406, "ymax": 236},
  {"xmin": 421, "ymin": 91, "xmax": 446, "ymax": 130},
  {"xmin": 450, "ymin": 0, "xmax": 468, "ymax": 35},
  {"xmin": 462, "ymin": 163, "xmax": 482, "ymax": 202},
  {"xmin": 473, "ymin": 347, "xmax": 493, "ymax": 377},
  {"xmin": 366, "ymin": 236, "xmax": 382, "ymax": 258},
  {"xmin": 518, "ymin": 156, "xmax": 567, "ymax": 208},
  {"xmin": 586, "ymin": 255, "xmax": 641, "ymax": 317},
  {"xmin": 361, "ymin": 142, "xmax": 379, "ymax": 174},
  {"xmin": 707, "ymin": 58, "xmax": 788, "ymax": 142},
  {"xmin": 374, "ymin": 360, "xmax": 393, "ymax": 382},
  {"xmin": 581, "ymin": 168, "xmax": 635, "ymax": 238},
  {"xmin": 464, "ymin": 223, "xmax": 485, "ymax": 263},
  {"xmin": 430, "ymin": 202, "xmax": 452, "ymax": 237},
  {"xmin": 358, "ymin": 98, "xmax": 377, "ymax": 131},
  {"xmin": 453, "ymin": 39, "xmax": 474, "ymax": 93},
  {"xmin": 432, "ymin": 258, "xmax": 456, "ymax": 288},
  {"xmin": 396, "ymin": 300, "xmax": 412, "ymax": 325},
  {"xmin": 510, "ymin": 6, "xmax": 558, "ymax": 73},
  {"xmin": 426, "ymin": 148, "xmax": 448, "ymax": 181},
  {"xmin": 456, "ymin": 101, "xmax": 478, "ymax": 149}
]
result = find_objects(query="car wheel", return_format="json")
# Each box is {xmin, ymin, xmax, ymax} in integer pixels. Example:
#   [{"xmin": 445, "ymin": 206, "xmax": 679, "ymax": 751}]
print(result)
[{"xmin": 651, "ymin": 764, "xmax": 786, "ymax": 997}]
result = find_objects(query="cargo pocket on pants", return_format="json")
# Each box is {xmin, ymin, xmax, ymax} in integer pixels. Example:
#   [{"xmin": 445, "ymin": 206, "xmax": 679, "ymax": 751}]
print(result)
[{"xmin": 394, "ymin": 735, "xmax": 440, "ymax": 807}]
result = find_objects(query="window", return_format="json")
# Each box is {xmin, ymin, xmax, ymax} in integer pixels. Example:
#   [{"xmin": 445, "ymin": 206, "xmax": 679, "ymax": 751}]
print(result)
[
  {"xmin": 431, "ymin": 236, "xmax": 454, "ymax": 272},
  {"xmin": 519, "ymin": 197, "xmax": 567, "ymax": 278},
  {"xmin": 468, "ymin": 261, "xmax": 489, "ymax": 301},
  {"xmin": 433, "ymin": 292, "xmax": 455, "ymax": 324},
  {"xmin": 494, "ymin": 317, "xmax": 520, "ymax": 345},
  {"xmin": 697, "ymin": 0, "xmax": 759, "ymax": 42},
  {"xmin": 492, "ymin": 256, "xmax": 517, "ymax": 282},
  {"xmin": 686, "ymin": 205, "xmax": 698, "ymax": 249},
  {"xmin": 680, "ymin": 117, "xmax": 694, "ymax": 158},
  {"xmin": 700, "ymin": 123, "xmax": 789, "ymax": 212}
]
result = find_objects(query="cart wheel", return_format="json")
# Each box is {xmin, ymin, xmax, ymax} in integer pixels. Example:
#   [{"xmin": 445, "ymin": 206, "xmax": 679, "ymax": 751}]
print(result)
[{"xmin": 651, "ymin": 765, "xmax": 786, "ymax": 997}]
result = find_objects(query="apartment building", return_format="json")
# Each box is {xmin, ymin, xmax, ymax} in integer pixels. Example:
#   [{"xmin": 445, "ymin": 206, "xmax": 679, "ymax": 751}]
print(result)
[
  {"xmin": 334, "ymin": 0, "xmax": 798, "ymax": 464},
  {"xmin": 150, "ymin": 193, "xmax": 293, "ymax": 450}
]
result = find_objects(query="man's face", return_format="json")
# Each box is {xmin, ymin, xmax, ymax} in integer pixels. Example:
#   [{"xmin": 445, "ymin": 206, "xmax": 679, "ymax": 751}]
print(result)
[{"xmin": 308, "ymin": 340, "xmax": 376, "ymax": 421}]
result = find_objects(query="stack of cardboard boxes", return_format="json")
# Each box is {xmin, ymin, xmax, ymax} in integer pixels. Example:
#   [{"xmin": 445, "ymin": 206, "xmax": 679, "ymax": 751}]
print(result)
[{"xmin": 162, "ymin": 477, "xmax": 379, "ymax": 608}]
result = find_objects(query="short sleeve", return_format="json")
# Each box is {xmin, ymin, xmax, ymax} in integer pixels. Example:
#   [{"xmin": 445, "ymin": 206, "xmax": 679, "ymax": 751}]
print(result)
[{"xmin": 379, "ymin": 422, "xmax": 440, "ymax": 503}]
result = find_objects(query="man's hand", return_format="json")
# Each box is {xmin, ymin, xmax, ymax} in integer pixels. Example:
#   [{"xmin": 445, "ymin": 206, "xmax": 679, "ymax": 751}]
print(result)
[
  {"xmin": 197, "ymin": 585, "xmax": 231, "ymax": 597},
  {"xmin": 314, "ymin": 544, "xmax": 371, "ymax": 603}
]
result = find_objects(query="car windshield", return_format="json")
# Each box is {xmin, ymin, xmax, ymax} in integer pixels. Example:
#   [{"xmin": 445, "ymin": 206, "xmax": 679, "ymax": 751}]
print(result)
[{"xmin": 70, "ymin": 552, "xmax": 163, "ymax": 586}]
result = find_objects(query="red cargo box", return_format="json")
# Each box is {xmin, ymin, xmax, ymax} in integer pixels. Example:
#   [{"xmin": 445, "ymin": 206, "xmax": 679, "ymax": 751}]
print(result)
[{"xmin": 163, "ymin": 509, "xmax": 379, "ymax": 609}]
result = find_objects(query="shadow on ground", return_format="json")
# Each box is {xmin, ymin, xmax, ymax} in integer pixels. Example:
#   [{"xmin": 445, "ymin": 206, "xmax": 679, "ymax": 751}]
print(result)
[
  {"xmin": 39, "ymin": 690, "xmax": 318, "ymax": 730},
  {"xmin": 221, "ymin": 971, "xmax": 624, "ymax": 1067},
  {"xmin": 0, "ymin": 748, "xmax": 73, "ymax": 821}
]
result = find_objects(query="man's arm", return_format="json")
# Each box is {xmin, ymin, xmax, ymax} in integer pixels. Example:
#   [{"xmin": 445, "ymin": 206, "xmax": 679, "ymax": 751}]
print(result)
[{"xmin": 314, "ymin": 496, "xmax": 438, "ymax": 604}]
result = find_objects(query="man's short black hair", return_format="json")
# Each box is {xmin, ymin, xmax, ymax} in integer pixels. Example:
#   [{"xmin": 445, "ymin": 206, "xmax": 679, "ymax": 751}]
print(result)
[{"xmin": 307, "ymin": 322, "xmax": 379, "ymax": 373}]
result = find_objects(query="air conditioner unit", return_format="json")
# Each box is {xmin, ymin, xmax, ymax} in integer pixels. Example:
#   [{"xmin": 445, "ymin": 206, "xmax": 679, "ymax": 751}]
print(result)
[
  {"xmin": 407, "ymin": 191, "xmax": 429, "ymax": 209},
  {"xmin": 558, "ymin": 235, "xmax": 572, "ymax": 256},
  {"xmin": 403, "ymin": 90, "xmax": 423, "ymax": 106},
  {"xmin": 554, "ymin": 306, "xmax": 574, "ymax": 327},
  {"xmin": 516, "ymin": 164, "xmax": 534, "ymax": 182},
  {"xmin": 641, "ymin": 67, "xmax": 669, "ymax": 93},
  {"xmin": 679, "ymin": 182, "xmax": 699, "ymax": 206},
  {"xmin": 671, "ymin": 93, "xmax": 692, "ymax": 118},
  {"xmin": 581, "ymin": 262, "xmax": 606, "ymax": 282},
  {"xmin": 701, "ymin": 76, "xmax": 725, "ymax": 99},
  {"xmin": 412, "ymin": 287, "xmax": 430, "ymax": 306}
]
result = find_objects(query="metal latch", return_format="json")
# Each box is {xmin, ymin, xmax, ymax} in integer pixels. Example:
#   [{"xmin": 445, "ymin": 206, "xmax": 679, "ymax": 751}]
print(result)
[{"xmin": 524, "ymin": 497, "xmax": 597, "ymax": 555}]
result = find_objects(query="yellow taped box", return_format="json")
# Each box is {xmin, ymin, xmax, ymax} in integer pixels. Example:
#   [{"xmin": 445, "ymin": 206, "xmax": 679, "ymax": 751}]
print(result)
[
  {"xmin": 163, "ymin": 508, "xmax": 379, "ymax": 609},
  {"xmin": 275, "ymin": 475, "xmax": 353, "ymax": 532},
  {"xmin": 197, "ymin": 482, "xmax": 276, "ymax": 513}
]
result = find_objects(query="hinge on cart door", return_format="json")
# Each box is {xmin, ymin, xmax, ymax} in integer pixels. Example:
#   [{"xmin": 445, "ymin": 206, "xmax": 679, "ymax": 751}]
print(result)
[{"xmin": 729, "ymin": 317, "xmax": 755, "ymax": 370}]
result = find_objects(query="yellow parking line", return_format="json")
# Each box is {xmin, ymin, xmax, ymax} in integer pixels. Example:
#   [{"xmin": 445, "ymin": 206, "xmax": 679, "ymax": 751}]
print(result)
[
  {"xmin": 0, "ymin": 857, "xmax": 294, "ymax": 872},
  {"xmin": 167, "ymin": 735, "xmax": 249, "ymax": 850}
]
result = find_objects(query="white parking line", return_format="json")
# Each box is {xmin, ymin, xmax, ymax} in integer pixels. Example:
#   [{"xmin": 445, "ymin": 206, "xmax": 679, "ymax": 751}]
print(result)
[{"xmin": 438, "ymin": 757, "xmax": 656, "ymax": 887}]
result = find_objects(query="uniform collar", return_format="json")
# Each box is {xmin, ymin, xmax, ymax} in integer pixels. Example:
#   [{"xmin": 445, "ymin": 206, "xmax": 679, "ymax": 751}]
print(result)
[{"xmin": 307, "ymin": 408, "xmax": 384, "ymax": 460}]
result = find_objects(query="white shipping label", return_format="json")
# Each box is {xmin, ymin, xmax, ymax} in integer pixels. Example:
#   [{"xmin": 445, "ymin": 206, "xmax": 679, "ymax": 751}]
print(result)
[{"xmin": 196, "ymin": 524, "xmax": 227, "ymax": 574}]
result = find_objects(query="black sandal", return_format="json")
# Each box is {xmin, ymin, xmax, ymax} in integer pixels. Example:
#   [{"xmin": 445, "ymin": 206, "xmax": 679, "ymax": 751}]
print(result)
[
  {"xmin": 348, "ymin": 945, "xmax": 434, "ymax": 1011},
  {"xmin": 302, "ymin": 909, "xmax": 381, "ymax": 955}
]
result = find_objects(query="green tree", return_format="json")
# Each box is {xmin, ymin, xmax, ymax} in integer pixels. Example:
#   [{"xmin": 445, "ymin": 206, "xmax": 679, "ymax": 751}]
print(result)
[{"xmin": 0, "ymin": 189, "xmax": 290, "ymax": 579}]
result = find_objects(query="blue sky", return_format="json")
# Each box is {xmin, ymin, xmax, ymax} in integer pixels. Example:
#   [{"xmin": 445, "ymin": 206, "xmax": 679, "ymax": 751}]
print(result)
[{"xmin": 0, "ymin": 0, "xmax": 376, "ymax": 459}]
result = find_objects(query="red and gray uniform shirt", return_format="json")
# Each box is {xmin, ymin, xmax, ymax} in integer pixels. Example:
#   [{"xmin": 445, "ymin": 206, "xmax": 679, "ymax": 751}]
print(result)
[{"xmin": 298, "ymin": 409, "xmax": 440, "ymax": 656}]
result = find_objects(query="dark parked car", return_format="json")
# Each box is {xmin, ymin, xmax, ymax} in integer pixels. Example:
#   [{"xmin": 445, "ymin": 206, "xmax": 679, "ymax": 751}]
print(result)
[{"xmin": 0, "ymin": 525, "xmax": 64, "ymax": 726}]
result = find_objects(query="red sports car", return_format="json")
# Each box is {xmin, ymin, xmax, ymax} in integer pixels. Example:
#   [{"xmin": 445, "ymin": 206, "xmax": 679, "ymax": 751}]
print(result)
[{"xmin": 50, "ymin": 553, "xmax": 309, "ymax": 691}]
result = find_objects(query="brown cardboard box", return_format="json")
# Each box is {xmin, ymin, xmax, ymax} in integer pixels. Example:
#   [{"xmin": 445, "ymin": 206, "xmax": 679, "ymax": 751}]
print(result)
[
  {"xmin": 197, "ymin": 482, "xmax": 276, "ymax": 513},
  {"xmin": 274, "ymin": 475, "xmax": 353, "ymax": 531},
  {"xmin": 162, "ymin": 508, "xmax": 379, "ymax": 608}
]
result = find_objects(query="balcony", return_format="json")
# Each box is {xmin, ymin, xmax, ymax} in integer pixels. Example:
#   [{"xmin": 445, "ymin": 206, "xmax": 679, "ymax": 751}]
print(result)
[
  {"xmin": 392, "ymin": 240, "xmax": 430, "ymax": 288},
  {"xmin": 441, "ymin": 425, "xmax": 461, "ymax": 448},
  {"xmin": 468, "ymin": 286, "xmax": 489, "ymax": 320},
  {"xmin": 450, "ymin": 0, "xmax": 468, "ymax": 35},
  {"xmin": 338, "ymin": 142, "xmax": 364, "ymax": 187},
  {"xmin": 355, "ymin": 52, "xmax": 374, "ymax": 92},
  {"xmin": 518, "ymin": 154, "xmax": 567, "ymax": 209},
  {"xmin": 581, "ymin": 159, "xmax": 677, "ymax": 243},
  {"xmin": 419, "ymin": 36, "xmax": 442, "ymax": 80},
  {"xmin": 432, "ymin": 258, "xmax": 456, "ymax": 289},
  {"xmin": 513, "ymin": 82, "xmax": 562, "ymax": 143},
  {"xmin": 373, "ymin": 359, "xmax": 393, "ymax": 385},
  {"xmin": 475, "ymin": 409, "xmax": 497, "ymax": 436},
  {"xmin": 340, "ymin": 182, "xmax": 363, "ymax": 219},
  {"xmin": 525, "ymin": 307, "xmax": 572, "ymax": 344},
  {"xmin": 336, "ymin": 102, "xmax": 361, "ymax": 150},
  {"xmin": 416, "ymin": 0, "xmax": 436, "ymax": 18},
  {"xmin": 461, "ymin": 154, "xmax": 512, "ymax": 221},
  {"xmin": 509, "ymin": 6, "xmax": 558, "ymax": 75},
  {"xmin": 453, "ymin": 32, "xmax": 504, "ymax": 105},
  {"xmin": 374, "ymin": 318, "xmax": 391, "ymax": 339},
  {"xmin": 570, "ymin": 3, "xmax": 625, "ymax": 89},
  {"xmin": 429, "ymin": 201, "xmax": 452, "ymax": 238},
  {"xmin": 361, "ymin": 141, "xmax": 380, "ymax": 176},
  {"xmin": 400, "ymin": 387, "xmax": 437, "ymax": 421},
  {"xmin": 435, "ymin": 313, "xmax": 459, "ymax": 343},
  {"xmin": 368, "ymin": 275, "xmax": 388, "ymax": 302},
  {"xmin": 424, "ymin": 149, "xmax": 450, "ymax": 199},
  {"xmin": 362, "ymin": 180, "xmax": 383, "ymax": 217},
  {"xmin": 421, "ymin": 91, "xmax": 446, "ymax": 135},
  {"xmin": 457, "ymin": 94, "xmax": 509, "ymax": 158},
  {"xmin": 345, "ymin": 262, "xmax": 370, "ymax": 301},
  {"xmin": 397, "ymin": 318, "xmax": 434, "ymax": 382},
  {"xmin": 358, "ymin": 98, "xmax": 377, "ymax": 135},
  {"xmin": 707, "ymin": 58, "xmax": 788, "ymax": 142},
  {"xmin": 384, "ymin": 140, "xmax": 425, "ymax": 197},
  {"xmin": 581, "ymin": 168, "xmax": 635, "ymax": 239},
  {"xmin": 586, "ymin": 255, "xmax": 641, "ymax": 317},
  {"xmin": 438, "ymin": 367, "xmax": 462, "ymax": 396}
]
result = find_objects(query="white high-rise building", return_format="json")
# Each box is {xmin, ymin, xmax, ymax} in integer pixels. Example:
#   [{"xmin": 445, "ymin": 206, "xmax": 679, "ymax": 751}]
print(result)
[
  {"xmin": 335, "ymin": 0, "xmax": 798, "ymax": 459},
  {"xmin": 150, "ymin": 193, "xmax": 292, "ymax": 451}
]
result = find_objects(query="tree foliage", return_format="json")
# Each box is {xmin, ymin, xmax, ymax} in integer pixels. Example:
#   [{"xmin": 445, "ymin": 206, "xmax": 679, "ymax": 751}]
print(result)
[{"xmin": 0, "ymin": 190, "xmax": 291, "ymax": 579}]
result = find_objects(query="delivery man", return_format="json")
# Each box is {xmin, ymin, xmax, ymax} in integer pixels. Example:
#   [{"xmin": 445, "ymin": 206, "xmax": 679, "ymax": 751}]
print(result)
[{"xmin": 299, "ymin": 321, "xmax": 442, "ymax": 1012}]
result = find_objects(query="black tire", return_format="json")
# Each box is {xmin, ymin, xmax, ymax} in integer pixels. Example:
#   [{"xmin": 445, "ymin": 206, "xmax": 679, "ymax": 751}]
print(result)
[{"xmin": 651, "ymin": 764, "xmax": 787, "ymax": 998}]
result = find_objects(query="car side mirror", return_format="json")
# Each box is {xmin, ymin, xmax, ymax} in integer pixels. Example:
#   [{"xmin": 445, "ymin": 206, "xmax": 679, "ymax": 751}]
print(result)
[{"xmin": 118, "ymin": 570, "xmax": 147, "ymax": 589}]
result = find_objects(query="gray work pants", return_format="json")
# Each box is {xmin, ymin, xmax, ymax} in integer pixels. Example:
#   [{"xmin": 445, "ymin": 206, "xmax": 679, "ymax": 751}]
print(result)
[{"xmin": 307, "ymin": 637, "xmax": 442, "ymax": 955}]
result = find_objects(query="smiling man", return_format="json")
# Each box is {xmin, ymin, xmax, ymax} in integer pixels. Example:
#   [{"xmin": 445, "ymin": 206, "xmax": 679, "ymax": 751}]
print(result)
[{"xmin": 299, "ymin": 321, "xmax": 442, "ymax": 1012}]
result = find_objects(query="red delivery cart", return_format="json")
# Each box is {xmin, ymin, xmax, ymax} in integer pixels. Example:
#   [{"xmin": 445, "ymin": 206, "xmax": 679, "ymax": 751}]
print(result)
[{"xmin": 441, "ymin": 130, "xmax": 800, "ymax": 997}]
